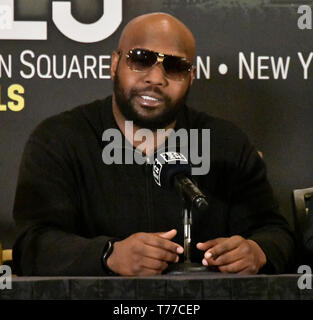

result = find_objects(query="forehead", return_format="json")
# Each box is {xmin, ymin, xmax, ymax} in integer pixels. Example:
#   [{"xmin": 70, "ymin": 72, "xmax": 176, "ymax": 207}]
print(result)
[{"xmin": 120, "ymin": 24, "xmax": 193, "ymax": 60}]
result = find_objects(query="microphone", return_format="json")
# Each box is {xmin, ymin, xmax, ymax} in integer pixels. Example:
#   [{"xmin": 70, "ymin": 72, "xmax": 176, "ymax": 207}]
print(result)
[{"xmin": 152, "ymin": 152, "xmax": 209, "ymax": 211}]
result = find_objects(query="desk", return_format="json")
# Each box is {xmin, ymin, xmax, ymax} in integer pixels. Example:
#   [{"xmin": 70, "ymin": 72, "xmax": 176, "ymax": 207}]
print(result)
[{"xmin": 0, "ymin": 273, "xmax": 312, "ymax": 300}]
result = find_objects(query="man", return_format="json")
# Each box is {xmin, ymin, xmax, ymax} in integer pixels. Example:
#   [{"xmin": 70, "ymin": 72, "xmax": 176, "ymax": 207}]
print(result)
[{"xmin": 13, "ymin": 13, "xmax": 295, "ymax": 276}]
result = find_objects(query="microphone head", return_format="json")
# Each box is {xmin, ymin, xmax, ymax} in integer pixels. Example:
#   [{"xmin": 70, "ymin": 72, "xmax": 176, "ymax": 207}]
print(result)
[{"xmin": 153, "ymin": 152, "xmax": 191, "ymax": 189}]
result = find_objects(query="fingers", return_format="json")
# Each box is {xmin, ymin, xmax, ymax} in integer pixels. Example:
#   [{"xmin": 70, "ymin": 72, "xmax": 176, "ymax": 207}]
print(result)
[
  {"xmin": 140, "ymin": 243, "xmax": 180, "ymax": 263},
  {"xmin": 196, "ymin": 238, "xmax": 226, "ymax": 252},
  {"xmin": 217, "ymin": 259, "xmax": 248, "ymax": 273},
  {"xmin": 201, "ymin": 247, "xmax": 247, "ymax": 272},
  {"xmin": 114, "ymin": 231, "xmax": 183, "ymax": 276},
  {"xmin": 153, "ymin": 229, "xmax": 183, "ymax": 253},
  {"xmin": 205, "ymin": 236, "xmax": 243, "ymax": 259},
  {"xmin": 202, "ymin": 246, "xmax": 243, "ymax": 267},
  {"xmin": 139, "ymin": 256, "xmax": 169, "ymax": 272},
  {"xmin": 126, "ymin": 256, "xmax": 169, "ymax": 277},
  {"xmin": 198, "ymin": 236, "xmax": 264, "ymax": 275},
  {"xmin": 198, "ymin": 236, "xmax": 243, "ymax": 259},
  {"xmin": 217, "ymin": 259, "xmax": 258, "ymax": 274},
  {"xmin": 140, "ymin": 231, "xmax": 184, "ymax": 255}
]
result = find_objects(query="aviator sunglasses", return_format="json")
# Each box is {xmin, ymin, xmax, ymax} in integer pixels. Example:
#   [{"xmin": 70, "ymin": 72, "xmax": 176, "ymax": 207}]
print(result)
[{"xmin": 120, "ymin": 48, "xmax": 193, "ymax": 81}]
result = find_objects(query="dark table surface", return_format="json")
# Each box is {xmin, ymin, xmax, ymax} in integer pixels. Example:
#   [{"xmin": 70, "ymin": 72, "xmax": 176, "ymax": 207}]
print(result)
[{"xmin": 0, "ymin": 272, "xmax": 312, "ymax": 300}]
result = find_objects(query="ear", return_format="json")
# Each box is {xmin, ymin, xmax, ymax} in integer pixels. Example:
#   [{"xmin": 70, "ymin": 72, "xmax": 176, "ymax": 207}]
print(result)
[
  {"xmin": 110, "ymin": 51, "xmax": 120, "ymax": 81},
  {"xmin": 189, "ymin": 65, "xmax": 196, "ymax": 86}
]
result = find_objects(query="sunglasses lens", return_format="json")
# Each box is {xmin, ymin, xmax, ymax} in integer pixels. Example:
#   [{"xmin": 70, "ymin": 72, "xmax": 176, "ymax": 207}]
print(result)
[
  {"xmin": 125, "ymin": 49, "xmax": 192, "ymax": 80},
  {"xmin": 163, "ymin": 56, "xmax": 191, "ymax": 80},
  {"xmin": 127, "ymin": 49, "xmax": 156, "ymax": 71}
]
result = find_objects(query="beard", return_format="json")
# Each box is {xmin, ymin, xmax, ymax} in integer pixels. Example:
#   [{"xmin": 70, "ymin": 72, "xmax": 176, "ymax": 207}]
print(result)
[{"xmin": 113, "ymin": 73, "xmax": 189, "ymax": 131}]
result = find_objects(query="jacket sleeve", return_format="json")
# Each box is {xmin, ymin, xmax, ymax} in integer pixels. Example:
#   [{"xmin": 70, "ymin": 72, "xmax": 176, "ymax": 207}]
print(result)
[
  {"xmin": 12, "ymin": 120, "xmax": 113, "ymax": 276},
  {"xmin": 226, "ymin": 133, "xmax": 296, "ymax": 274}
]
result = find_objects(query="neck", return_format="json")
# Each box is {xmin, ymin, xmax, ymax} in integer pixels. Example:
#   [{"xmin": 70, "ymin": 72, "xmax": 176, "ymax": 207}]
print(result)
[{"xmin": 112, "ymin": 95, "xmax": 176, "ymax": 156}]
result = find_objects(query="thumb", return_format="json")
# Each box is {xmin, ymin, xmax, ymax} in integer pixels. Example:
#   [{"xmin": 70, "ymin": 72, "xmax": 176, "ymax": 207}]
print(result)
[
  {"xmin": 154, "ymin": 229, "xmax": 184, "ymax": 255},
  {"xmin": 154, "ymin": 229, "xmax": 177, "ymax": 240}
]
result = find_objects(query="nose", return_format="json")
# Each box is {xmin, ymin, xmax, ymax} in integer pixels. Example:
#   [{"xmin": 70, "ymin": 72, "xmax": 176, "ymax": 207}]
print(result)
[{"xmin": 143, "ymin": 63, "xmax": 168, "ymax": 86}]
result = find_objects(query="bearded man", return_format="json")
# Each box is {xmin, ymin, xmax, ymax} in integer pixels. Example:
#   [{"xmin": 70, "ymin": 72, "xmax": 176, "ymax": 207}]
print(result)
[{"xmin": 13, "ymin": 13, "xmax": 295, "ymax": 276}]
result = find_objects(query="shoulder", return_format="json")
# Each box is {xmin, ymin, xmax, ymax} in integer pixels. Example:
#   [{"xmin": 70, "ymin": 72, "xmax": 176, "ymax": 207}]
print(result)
[
  {"xmin": 29, "ymin": 97, "xmax": 111, "ymax": 145},
  {"xmin": 185, "ymin": 106, "xmax": 250, "ymax": 145},
  {"xmin": 183, "ymin": 106, "xmax": 262, "ymax": 171}
]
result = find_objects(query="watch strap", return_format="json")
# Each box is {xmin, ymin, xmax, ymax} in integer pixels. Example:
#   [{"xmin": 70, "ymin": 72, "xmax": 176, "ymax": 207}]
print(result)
[{"xmin": 101, "ymin": 239, "xmax": 119, "ymax": 276}]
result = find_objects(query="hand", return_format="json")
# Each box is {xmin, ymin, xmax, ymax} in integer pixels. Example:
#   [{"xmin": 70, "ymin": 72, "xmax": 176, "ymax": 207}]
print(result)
[
  {"xmin": 107, "ymin": 229, "xmax": 184, "ymax": 276},
  {"xmin": 197, "ymin": 235, "xmax": 266, "ymax": 274}
]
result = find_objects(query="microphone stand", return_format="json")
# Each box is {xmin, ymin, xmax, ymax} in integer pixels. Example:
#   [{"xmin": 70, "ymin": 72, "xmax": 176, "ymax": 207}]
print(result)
[{"xmin": 165, "ymin": 196, "xmax": 210, "ymax": 275}]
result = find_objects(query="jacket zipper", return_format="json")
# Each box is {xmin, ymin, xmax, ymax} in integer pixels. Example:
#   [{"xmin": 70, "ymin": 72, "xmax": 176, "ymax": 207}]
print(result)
[{"xmin": 144, "ymin": 157, "xmax": 153, "ymax": 232}]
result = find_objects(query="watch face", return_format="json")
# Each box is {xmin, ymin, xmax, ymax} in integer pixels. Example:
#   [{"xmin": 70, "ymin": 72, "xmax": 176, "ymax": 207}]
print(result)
[{"xmin": 0, "ymin": 5, "xmax": 12, "ymax": 30}]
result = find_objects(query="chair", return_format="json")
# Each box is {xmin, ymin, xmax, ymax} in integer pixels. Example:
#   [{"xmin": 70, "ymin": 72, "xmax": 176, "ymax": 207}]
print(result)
[
  {"xmin": 292, "ymin": 187, "xmax": 313, "ymax": 266},
  {"xmin": 293, "ymin": 187, "xmax": 313, "ymax": 234}
]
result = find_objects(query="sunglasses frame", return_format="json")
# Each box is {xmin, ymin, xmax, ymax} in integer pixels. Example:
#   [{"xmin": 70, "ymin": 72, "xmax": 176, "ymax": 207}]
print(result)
[{"xmin": 119, "ymin": 48, "xmax": 193, "ymax": 81}]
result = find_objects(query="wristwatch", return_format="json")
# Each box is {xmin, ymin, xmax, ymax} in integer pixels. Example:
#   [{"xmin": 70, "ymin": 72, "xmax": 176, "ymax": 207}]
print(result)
[{"xmin": 101, "ymin": 239, "xmax": 118, "ymax": 276}]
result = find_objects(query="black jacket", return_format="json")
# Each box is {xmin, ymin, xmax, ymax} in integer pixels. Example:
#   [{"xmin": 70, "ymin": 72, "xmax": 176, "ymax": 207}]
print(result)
[{"xmin": 12, "ymin": 96, "xmax": 295, "ymax": 275}]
